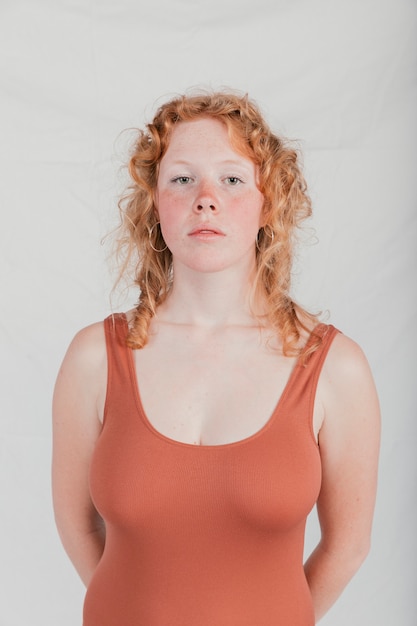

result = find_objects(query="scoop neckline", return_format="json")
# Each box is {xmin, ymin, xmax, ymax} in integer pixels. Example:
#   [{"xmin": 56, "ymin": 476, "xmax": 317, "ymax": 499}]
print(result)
[{"xmin": 120, "ymin": 313, "xmax": 322, "ymax": 450}]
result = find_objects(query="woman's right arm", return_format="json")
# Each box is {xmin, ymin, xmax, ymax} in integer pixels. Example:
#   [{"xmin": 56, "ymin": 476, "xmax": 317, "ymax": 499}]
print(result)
[{"xmin": 52, "ymin": 322, "xmax": 107, "ymax": 587}]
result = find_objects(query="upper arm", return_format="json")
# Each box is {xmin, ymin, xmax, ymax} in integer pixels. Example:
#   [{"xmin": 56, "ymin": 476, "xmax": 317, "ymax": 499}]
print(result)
[
  {"xmin": 315, "ymin": 334, "xmax": 381, "ymax": 557},
  {"xmin": 52, "ymin": 322, "xmax": 107, "ymax": 539}
]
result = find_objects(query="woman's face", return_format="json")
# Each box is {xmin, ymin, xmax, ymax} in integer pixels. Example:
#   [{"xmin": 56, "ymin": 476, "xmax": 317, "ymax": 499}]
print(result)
[{"xmin": 155, "ymin": 117, "xmax": 264, "ymax": 275}]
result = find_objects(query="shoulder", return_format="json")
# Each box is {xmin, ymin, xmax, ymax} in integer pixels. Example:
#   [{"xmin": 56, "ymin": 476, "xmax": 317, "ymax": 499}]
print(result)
[
  {"xmin": 318, "ymin": 329, "xmax": 380, "ymax": 436},
  {"xmin": 53, "ymin": 320, "xmax": 110, "ymax": 424},
  {"xmin": 321, "ymin": 330, "xmax": 374, "ymax": 394},
  {"xmin": 62, "ymin": 320, "xmax": 107, "ymax": 371},
  {"xmin": 62, "ymin": 311, "xmax": 131, "ymax": 360},
  {"xmin": 54, "ymin": 320, "xmax": 110, "ymax": 401}
]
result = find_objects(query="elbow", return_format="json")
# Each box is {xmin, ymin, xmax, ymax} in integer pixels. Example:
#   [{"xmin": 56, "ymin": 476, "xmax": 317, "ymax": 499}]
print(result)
[
  {"xmin": 342, "ymin": 536, "xmax": 372, "ymax": 577},
  {"xmin": 320, "ymin": 535, "xmax": 371, "ymax": 577},
  {"xmin": 351, "ymin": 537, "xmax": 371, "ymax": 569}
]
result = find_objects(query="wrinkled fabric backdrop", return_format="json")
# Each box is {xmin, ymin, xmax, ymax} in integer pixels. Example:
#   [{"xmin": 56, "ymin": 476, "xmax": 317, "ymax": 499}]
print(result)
[{"xmin": 0, "ymin": 1, "xmax": 416, "ymax": 624}]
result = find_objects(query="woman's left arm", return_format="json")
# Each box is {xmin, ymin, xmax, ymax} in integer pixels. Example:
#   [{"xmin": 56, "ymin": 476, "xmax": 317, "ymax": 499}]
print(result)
[{"xmin": 304, "ymin": 333, "xmax": 381, "ymax": 622}]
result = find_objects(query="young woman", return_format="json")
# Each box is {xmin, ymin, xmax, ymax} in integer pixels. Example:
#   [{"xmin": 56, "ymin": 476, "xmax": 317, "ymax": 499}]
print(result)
[{"xmin": 52, "ymin": 91, "xmax": 380, "ymax": 625}]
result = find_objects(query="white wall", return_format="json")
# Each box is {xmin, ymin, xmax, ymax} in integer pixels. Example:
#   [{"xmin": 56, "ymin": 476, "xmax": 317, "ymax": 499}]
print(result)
[{"xmin": 0, "ymin": 1, "xmax": 415, "ymax": 624}]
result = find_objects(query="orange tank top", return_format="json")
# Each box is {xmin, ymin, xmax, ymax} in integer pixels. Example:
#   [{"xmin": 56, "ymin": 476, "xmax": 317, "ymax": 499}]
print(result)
[{"xmin": 84, "ymin": 314, "xmax": 339, "ymax": 625}]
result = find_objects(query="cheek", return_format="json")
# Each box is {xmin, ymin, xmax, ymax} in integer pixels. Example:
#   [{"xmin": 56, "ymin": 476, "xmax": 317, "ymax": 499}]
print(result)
[
  {"xmin": 156, "ymin": 191, "xmax": 185, "ymax": 241},
  {"xmin": 234, "ymin": 192, "xmax": 264, "ymax": 232},
  {"xmin": 156, "ymin": 190, "xmax": 179, "ymax": 220}
]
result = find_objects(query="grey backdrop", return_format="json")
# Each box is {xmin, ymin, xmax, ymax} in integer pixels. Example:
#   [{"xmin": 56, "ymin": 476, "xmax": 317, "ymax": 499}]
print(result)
[{"xmin": 0, "ymin": 1, "xmax": 416, "ymax": 624}]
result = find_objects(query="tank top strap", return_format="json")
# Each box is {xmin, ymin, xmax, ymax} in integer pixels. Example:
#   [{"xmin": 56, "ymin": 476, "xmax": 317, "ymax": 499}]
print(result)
[
  {"xmin": 103, "ymin": 313, "xmax": 134, "ymax": 425},
  {"xmin": 302, "ymin": 323, "xmax": 340, "ymax": 369},
  {"xmin": 279, "ymin": 323, "xmax": 340, "ymax": 421},
  {"xmin": 104, "ymin": 313, "xmax": 131, "ymax": 374}
]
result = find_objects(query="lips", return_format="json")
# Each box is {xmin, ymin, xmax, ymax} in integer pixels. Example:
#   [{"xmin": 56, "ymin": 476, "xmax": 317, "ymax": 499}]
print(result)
[{"xmin": 188, "ymin": 224, "xmax": 225, "ymax": 236}]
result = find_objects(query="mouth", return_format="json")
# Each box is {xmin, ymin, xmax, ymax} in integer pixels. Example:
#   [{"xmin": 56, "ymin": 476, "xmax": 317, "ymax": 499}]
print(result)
[{"xmin": 188, "ymin": 224, "xmax": 225, "ymax": 236}]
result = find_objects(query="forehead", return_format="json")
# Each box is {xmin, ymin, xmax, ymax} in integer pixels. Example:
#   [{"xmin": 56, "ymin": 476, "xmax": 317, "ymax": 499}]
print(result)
[
  {"xmin": 166, "ymin": 118, "xmax": 230, "ymax": 151},
  {"xmin": 163, "ymin": 117, "xmax": 253, "ymax": 162}
]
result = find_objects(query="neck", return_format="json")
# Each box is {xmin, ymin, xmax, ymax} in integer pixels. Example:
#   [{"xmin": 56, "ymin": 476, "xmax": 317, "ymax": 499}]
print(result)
[{"xmin": 156, "ymin": 261, "xmax": 265, "ymax": 328}]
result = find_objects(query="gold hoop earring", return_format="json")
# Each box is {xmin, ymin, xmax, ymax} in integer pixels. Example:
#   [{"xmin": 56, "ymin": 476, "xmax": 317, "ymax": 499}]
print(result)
[
  {"xmin": 263, "ymin": 224, "xmax": 275, "ymax": 243},
  {"xmin": 149, "ymin": 222, "xmax": 168, "ymax": 252},
  {"xmin": 256, "ymin": 225, "xmax": 275, "ymax": 251}
]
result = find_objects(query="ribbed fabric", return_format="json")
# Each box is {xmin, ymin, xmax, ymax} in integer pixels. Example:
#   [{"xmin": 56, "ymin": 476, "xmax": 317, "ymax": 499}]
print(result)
[{"xmin": 84, "ymin": 314, "xmax": 339, "ymax": 626}]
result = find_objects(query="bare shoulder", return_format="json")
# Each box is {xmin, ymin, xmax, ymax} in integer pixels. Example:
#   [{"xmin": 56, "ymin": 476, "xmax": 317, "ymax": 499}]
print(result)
[
  {"xmin": 53, "ymin": 320, "xmax": 108, "ymax": 423},
  {"xmin": 321, "ymin": 331, "xmax": 376, "ymax": 397},
  {"xmin": 62, "ymin": 320, "xmax": 107, "ymax": 367},
  {"xmin": 57, "ymin": 319, "xmax": 109, "ymax": 384},
  {"xmin": 317, "ymin": 329, "xmax": 380, "ymax": 441}
]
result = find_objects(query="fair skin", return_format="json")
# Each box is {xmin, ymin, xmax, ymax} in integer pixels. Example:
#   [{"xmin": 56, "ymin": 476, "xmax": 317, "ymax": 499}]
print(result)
[{"xmin": 52, "ymin": 118, "xmax": 380, "ymax": 622}]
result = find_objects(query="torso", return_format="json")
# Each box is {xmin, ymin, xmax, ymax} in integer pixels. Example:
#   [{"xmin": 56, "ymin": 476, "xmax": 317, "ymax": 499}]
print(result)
[{"xmin": 84, "ymin": 313, "xmax": 336, "ymax": 626}]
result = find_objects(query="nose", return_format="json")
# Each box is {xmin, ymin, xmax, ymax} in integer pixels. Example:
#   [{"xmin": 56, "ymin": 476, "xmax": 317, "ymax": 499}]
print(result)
[{"xmin": 194, "ymin": 181, "xmax": 218, "ymax": 213}]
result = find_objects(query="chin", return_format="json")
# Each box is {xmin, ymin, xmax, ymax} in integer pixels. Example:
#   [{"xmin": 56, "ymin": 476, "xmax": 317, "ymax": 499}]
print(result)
[
  {"xmin": 174, "ymin": 253, "xmax": 235, "ymax": 274},
  {"xmin": 172, "ymin": 246, "xmax": 257, "ymax": 276}
]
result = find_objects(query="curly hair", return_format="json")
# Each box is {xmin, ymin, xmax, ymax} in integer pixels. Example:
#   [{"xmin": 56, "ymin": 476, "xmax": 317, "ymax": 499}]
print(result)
[{"xmin": 115, "ymin": 90, "xmax": 319, "ymax": 355}]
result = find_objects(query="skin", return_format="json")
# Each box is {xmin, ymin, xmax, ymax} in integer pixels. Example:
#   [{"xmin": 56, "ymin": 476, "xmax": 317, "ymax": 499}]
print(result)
[{"xmin": 52, "ymin": 117, "xmax": 380, "ymax": 622}]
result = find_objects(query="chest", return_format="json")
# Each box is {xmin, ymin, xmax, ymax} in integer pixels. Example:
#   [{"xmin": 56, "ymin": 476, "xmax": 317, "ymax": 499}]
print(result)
[{"xmin": 133, "ymin": 332, "xmax": 298, "ymax": 446}]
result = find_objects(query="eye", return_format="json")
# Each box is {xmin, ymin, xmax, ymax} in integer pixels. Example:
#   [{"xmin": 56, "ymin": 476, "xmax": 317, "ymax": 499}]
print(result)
[
  {"xmin": 172, "ymin": 176, "xmax": 192, "ymax": 185},
  {"xmin": 225, "ymin": 176, "xmax": 243, "ymax": 185}
]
